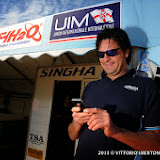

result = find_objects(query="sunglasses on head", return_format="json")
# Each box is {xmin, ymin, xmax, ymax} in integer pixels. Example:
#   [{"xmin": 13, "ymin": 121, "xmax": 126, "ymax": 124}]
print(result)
[{"xmin": 97, "ymin": 48, "xmax": 120, "ymax": 58}]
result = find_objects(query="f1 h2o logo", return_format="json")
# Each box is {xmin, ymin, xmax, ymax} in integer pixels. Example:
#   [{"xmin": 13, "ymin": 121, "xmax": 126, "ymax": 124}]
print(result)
[{"xmin": 0, "ymin": 23, "xmax": 42, "ymax": 43}]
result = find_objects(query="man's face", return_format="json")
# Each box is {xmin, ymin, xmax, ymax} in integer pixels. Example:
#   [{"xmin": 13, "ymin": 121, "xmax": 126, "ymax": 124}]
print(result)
[{"xmin": 98, "ymin": 39, "xmax": 129, "ymax": 80}]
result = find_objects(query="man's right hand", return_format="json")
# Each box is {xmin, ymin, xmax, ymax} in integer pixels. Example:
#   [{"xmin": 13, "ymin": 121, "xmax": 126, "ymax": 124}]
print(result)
[
  {"xmin": 68, "ymin": 106, "xmax": 92, "ymax": 141},
  {"xmin": 72, "ymin": 106, "xmax": 93, "ymax": 126}
]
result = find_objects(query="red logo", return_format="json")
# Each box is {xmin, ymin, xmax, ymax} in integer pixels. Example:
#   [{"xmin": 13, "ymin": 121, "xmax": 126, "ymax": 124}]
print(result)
[
  {"xmin": 90, "ymin": 8, "xmax": 114, "ymax": 24},
  {"xmin": 0, "ymin": 23, "xmax": 42, "ymax": 43}
]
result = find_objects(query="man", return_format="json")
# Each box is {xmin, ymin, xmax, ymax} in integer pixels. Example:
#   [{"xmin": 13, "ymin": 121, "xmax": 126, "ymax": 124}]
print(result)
[{"xmin": 68, "ymin": 28, "xmax": 160, "ymax": 160}]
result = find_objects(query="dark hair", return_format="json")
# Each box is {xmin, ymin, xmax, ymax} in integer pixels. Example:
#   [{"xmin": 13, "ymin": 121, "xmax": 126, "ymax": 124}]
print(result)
[{"xmin": 96, "ymin": 28, "xmax": 132, "ymax": 64}]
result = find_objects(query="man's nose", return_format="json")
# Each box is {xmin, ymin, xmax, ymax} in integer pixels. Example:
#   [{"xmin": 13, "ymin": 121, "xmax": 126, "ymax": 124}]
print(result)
[{"xmin": 103, "ymin": 53, "xmax": 111, "ymax": 61}]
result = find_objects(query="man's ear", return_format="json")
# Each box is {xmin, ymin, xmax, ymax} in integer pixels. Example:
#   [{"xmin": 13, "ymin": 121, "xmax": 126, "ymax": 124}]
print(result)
[{"xmin": 125, "ymin": 49, "xmax": 130, "ymax": 58}]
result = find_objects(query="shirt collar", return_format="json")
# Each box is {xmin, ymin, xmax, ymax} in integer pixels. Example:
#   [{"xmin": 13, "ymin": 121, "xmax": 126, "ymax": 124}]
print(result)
[{"xmin": 101, "ymin": 69, "xmax": 136, "ymax": 81}]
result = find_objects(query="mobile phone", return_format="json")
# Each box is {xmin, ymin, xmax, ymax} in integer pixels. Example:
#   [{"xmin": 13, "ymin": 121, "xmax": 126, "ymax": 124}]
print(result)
[{"xmin": 71, "ymin": 98, "xmax": 86, "ymax": 112}]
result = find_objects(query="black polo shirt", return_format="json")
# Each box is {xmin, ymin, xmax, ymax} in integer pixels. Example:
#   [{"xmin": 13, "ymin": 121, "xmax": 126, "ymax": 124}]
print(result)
[{"xmin": 74, "ymin": 70, "xmax": 160, "ymax": 160}]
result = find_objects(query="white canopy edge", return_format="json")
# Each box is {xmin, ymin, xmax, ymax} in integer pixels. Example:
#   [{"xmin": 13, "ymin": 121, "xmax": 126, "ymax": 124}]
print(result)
[{"xmin": 0, "ymin": 47, "xmax": 95, "ymax": 61}]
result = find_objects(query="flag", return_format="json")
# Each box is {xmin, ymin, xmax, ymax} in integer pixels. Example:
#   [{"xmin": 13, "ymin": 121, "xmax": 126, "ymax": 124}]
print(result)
[{"xmin": 90, "ymin": 8, "xmax": 114, "ymax": 24}]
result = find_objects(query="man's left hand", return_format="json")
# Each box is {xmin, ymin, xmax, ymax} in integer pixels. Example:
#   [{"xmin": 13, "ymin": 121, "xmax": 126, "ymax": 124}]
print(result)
[{"xmin": 84, "ymin": 108, "xmax": 118, "ymax": 137}]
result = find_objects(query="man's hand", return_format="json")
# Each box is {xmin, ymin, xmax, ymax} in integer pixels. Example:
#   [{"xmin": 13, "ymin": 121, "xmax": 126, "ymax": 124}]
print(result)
[
  {"xmin": 68, "ymin": 105, "xmax": 93, "ymax": 141},
  {"xmin": 72, "ymin": 106, "xmax": 93, "ymax": 126},
  {"xmin": 84, "ymin": 108, "xmax": 118, "ymax": 137}
]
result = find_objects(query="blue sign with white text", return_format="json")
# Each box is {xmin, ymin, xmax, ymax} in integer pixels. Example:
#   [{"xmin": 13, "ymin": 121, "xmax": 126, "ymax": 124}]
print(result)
[{"xmin": 49, "ymin": 2, "xmax": 121, "ymax": 43}]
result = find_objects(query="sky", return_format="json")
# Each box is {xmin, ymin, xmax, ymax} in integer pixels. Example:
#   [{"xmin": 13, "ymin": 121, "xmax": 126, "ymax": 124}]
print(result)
[{"xmin": 0, "ymin": 0, "xmax": 109, "ymax": 28}]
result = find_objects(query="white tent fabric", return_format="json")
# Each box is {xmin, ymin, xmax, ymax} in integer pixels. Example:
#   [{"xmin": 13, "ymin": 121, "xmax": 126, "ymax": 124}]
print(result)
[
  {"xmin": 0, "ymin": 0, "xmax": 160, "ymax": 64},
  {"xmin": 0, "ymin": 0, "xmax": 119, "ymax": 61},
  {"xmin": 0, "ymin": 47, "xmax": 94, "ymax": 61}
]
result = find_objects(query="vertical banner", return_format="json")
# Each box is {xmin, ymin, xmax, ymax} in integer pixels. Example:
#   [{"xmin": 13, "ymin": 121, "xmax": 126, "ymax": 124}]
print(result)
[{"xmin": 25, "ymin": 65, "xmax": 103, "ymax": 160}]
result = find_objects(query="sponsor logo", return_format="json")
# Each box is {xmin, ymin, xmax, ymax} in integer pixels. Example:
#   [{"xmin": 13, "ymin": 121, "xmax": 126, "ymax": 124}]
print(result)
[
  {"xmin": 0, "ymin": 18, "xmax": 45, "ymax": 51},
  {"xmin": 27, "ymin": 148, "xmax": 43, "ymax": 160},
  {"xmin": 124, "ymin": 85, "xmax": 139, "ymax": 92},
  {"xmin": 54, "ymin": 13, "xmax": 89, "ymax": 31},
  {"xmin": 90, "ymin": 8, "xmax": 114, "ymax": 24},
  {"xmin": 40, "ymin": 66, "xmax": 95, "ymax": 77},
  {"xmin": 49, "ymin": 2, "xmax": 120, "ymax": 43},
  {"xmin": 0, "ymin": 23, "xmax": 42, "ymax": 43},
  {"xmin": 29, "ymin": 133, "xmax": 44, "ymax": 145}
]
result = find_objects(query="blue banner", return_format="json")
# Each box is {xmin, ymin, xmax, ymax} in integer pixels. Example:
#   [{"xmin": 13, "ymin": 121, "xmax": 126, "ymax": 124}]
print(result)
[{"xmin": 49, "ymin": 1, "xmax": 121, "ymax": 43}]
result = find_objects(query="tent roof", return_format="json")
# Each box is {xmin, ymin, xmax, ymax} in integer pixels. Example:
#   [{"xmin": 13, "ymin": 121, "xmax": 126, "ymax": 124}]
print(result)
[
  {"xmin": 0, "ymin": 50, "xmax": 99, "ymax": 97},
  {"xmin": 0, "ymin": 48, "xmax": 94, "ymax": 61},
  {"xmin": 0, "ymin": 1, "xmax": 120, "ymax": 61},
  {"xmin": 0, "ymin": 0, "xmax": 160, "ymax": 62}
]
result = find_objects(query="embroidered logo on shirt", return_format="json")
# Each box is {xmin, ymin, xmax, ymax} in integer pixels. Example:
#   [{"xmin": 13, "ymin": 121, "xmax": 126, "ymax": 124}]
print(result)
[{"xmin": 124, "ymin": 85, "xmax": 139, "ymax": 92}]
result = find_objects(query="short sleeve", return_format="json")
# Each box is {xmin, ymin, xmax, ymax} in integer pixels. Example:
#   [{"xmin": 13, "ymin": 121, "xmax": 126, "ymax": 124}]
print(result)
[
  {"xmin": 142, "ymin": 79, "xmax": 160, "ymax": 130},
  {"xmin": 81, "ymin": 82, "xmax": 91, "ymax": 104}
]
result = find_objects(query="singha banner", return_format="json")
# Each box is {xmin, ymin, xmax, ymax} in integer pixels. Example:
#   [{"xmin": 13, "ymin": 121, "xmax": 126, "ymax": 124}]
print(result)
[{"xmin": 49, "ymin": 1, "xmax": 121, "ymax": 43}]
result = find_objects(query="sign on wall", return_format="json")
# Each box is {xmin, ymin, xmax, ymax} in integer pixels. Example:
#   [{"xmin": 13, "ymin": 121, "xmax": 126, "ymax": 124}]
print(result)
[
  {"xmin": 25, "ymin": 64, "xmax": 102, "ymax": 160},
  {"xmin": 49, "ymin": 1, "xmax": 121, "ymax": 43},
  {"xmin": 0, "ymin": 17, "xmax": 45, "ymax": 51}
]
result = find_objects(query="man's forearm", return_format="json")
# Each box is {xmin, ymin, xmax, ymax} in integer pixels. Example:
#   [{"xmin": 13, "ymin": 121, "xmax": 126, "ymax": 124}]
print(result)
[
  {"xmin": 111, "ymin": 127, "xmax": 160, "ymax": 151},
  {"xmin": 85, "ymin": 108, "xmax": 160, "ymax": 151},
  {"xmin": 68, "ymin": 120, "xmax": 83, "ymax": 141}
]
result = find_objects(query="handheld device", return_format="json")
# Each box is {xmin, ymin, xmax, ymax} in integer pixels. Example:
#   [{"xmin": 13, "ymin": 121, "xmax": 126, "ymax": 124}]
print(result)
[{"xmin": 71, "ymin": 98, "xmax": 86, "ymax": 112}]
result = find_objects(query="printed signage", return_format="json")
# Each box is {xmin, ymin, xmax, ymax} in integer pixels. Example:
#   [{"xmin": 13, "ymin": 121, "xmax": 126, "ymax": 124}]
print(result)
[
  {"xmin": 39, "ymin": 66, "xmax": 96, "ymax": 77},
  {"xmin": 49, "ymin": 1, "xmax": 121, "ymax": 43},
  {"xmin": 27, "ymin": 147, "xmax": 43, "ymax": 160},
  {"xmin": 29, "ymin": 133, "xmax": 44, "ymax": 145},
  {"xmin": 0, "ymin": 17, "xmax": 45, "ymax": 51}
]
